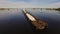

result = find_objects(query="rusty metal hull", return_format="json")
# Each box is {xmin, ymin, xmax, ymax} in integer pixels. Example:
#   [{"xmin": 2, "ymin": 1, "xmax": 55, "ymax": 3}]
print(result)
[{"xmin": 22, "ymin": 9, "xmax": 48, "ymax": 30}]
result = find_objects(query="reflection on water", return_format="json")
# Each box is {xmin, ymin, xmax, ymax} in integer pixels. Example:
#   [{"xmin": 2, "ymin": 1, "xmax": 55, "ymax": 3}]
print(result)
[{"xmin": 0, "ymin": 9, "xmax": 60, "ymax": 34}]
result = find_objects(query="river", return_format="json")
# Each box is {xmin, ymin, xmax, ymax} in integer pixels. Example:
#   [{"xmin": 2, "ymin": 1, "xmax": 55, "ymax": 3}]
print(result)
[{"xmin": 0, "ymin": 8, "xmax": 60, "ymax": 34}]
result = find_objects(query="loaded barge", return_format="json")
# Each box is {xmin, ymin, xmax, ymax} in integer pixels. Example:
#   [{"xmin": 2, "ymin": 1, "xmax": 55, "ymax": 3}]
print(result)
[{"xmin": 22, "ymin": 9, "xmax": 48, "ymax": 30}]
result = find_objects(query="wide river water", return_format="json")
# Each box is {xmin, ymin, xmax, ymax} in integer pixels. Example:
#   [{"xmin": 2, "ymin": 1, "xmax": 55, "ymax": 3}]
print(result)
[{"xmin": 0, "ymin": 9, "xmax": 60, "ymax": 34}]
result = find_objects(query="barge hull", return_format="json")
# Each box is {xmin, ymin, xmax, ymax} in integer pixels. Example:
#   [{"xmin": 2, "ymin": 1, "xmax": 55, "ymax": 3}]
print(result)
[{"xmin": 22, "ymin": 9, "xmax": 48, "ymax": 30}]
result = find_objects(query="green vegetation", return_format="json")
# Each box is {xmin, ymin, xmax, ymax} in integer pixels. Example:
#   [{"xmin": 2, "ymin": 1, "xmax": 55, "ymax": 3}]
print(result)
[
  {"xmin": 46, "ymin": 8, "xmax": 60, "ymax": 11},
  {"xmin": 0, "ymin": 8, "xmax": 5, "ymax": 10},
  {"xmin": 0, "ymin": 8, "xmax": 9, "ymax": 10},
  {"xmin": 54, "ymin": 8, "xmax": 60, "ymax": 11}
]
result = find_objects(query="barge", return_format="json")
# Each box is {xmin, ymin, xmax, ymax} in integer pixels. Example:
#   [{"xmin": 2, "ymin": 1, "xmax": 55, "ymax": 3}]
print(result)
[{"xmin": 22, "ymin": 9, "xmax": 48, "ymax": 30}]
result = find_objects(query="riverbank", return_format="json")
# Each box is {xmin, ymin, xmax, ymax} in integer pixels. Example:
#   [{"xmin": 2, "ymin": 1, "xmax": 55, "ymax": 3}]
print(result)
[
  {"xmin": 54, "ymin": 8, "xmax": 60, "ymax": 11},
  {"xmin": 46, "ymin": 8, "xmax": 60, "ymax": 11}
]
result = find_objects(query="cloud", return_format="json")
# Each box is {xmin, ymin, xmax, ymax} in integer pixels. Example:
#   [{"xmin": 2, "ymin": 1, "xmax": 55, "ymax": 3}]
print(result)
[
  {"xmin": 0, "ymin": 0, "xmax": 43, "ymax": 8},
  {"xmin": 49, "ymin": 2, "xmax": 60, "ymax": 8},
  {"xmin": 0, "ymin": 1, "xmax": 43, "ymax": 8},
  {"xmin": 0, "ymin": 0, "xmax": 60, "ymax": 8},
  {"xmin": 29, "ymin": 0, "xmax": 58, "ymax": 2}
]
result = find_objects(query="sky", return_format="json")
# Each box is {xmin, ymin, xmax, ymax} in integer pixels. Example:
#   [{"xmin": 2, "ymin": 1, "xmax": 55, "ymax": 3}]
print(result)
[{"xmin": 0, "ymin": 0, "xmax": 60, "ymax": 8}]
